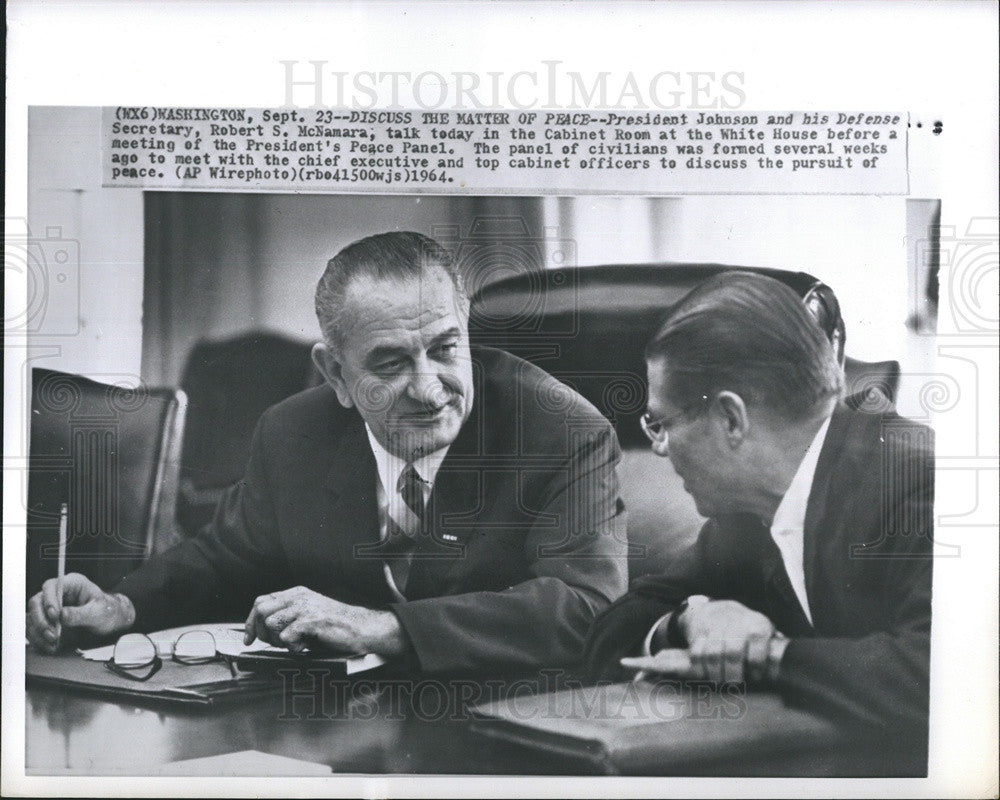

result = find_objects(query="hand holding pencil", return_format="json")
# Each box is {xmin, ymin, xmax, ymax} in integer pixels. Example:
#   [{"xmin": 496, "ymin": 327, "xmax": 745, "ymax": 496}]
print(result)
[
  {"xmin": 25, "ymin": 505, "xmax": 137, "ymax": 653},
  {"xmin": 54, "ymin": 503, "xmax": 67, "ymax": 640}
]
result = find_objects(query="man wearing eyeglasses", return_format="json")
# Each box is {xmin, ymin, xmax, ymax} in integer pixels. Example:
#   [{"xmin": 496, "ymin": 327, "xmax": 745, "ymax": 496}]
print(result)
[
  {"xmin": 585, "ymin": 271, "xmax": 934, "ymax": 771},
  {"xmin": 27, "ymin": 231, "xmax": 628, "ymax": 678}
]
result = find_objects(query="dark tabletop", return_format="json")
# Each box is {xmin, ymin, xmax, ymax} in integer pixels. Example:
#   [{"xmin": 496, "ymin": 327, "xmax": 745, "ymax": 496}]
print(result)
[{"xmin": 25, "ymin": 651, "xmax": 890, "ymax": 777}]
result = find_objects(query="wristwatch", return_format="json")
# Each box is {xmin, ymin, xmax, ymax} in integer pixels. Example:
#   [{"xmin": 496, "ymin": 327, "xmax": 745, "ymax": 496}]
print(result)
[
  {"xmin": 764, "ymin": 632, "xmax": 789, "ymax": 685},
  {"xmin": 664, "ymin": 594, "xmax": 710, "ymax": 647}
]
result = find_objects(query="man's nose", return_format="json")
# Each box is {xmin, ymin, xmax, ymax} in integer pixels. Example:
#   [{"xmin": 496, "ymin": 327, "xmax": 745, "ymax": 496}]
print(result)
[{"xmin": 406, "ymin": 363, "xmax": 447, "ymax": 408}]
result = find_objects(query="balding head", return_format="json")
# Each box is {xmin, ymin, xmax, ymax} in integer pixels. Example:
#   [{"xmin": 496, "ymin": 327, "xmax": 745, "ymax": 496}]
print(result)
[{"xmin": 315, "ymin": 231, "xmax": 467, "ymax": 350}]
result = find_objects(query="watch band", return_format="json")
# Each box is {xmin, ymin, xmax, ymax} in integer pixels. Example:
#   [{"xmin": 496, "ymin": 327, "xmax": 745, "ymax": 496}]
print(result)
[
  {"xmin": 664, "ymin": 599, "xmax": 691, "ymax": 648},
  {"xmin": 664, "ymin": 594, "xmax": 710, "ymax": 648},
  {"xmin": 764, "ymin": 633, "xmax": 789, "ymax": 685}
]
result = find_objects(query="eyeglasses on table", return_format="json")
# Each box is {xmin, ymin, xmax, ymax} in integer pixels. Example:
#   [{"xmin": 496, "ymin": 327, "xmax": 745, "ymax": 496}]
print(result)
[{"xmin": 104, "ymin": 630, "xmax": 238, "ymax": 682}]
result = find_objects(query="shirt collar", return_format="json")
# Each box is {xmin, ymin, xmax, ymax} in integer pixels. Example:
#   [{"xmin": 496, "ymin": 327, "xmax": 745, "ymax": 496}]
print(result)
[
  {"xmin": 771, "ymin": 415, "xmax": 832, "ymax": 534},
  {"xmin": 364, "ymin": 425, "xmax": 449, "ymax": 496}
]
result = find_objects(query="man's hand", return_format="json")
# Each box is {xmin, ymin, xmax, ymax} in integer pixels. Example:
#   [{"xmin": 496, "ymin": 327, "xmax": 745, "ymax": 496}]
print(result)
[
  {"xmin": 26, "ymin": 573, "xmax": 136, "ymax": 654},
  {"xmin": 244, "ymin": 586, "xmax": 408, "ymax": 657},
  {"xmin": 678, "ymin": 598, "xmax": 777, "ymax": 684},
  {"xmin": 622, "ymin": 599, "xmax": 779, "ymax": 684},
  {"xmin": 621, "ymin": 648, "xmax": 693, "ymax": 679}
]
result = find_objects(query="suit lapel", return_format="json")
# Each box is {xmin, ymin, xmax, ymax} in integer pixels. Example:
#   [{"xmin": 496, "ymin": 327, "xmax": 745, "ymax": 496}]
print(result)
[
  {"xmin": 403, "ymin": 407, "xmax": 481, "ymax": 601},
  {"xmin": 755, "ymin": 518, "xmax": 814, "ymax": 636},
  {"xmin": 802, "ymin": 402, "xmax": 853, "ymax": 627},
  {"xmin": 325, "ymin": 414, "xmax": 392, "ymax": 602}
]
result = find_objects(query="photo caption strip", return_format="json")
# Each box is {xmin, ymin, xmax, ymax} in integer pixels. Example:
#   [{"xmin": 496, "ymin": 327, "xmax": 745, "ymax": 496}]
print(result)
[{"xmin": 102, "ymin": 108, "xmax": 908, "ymax": 194}]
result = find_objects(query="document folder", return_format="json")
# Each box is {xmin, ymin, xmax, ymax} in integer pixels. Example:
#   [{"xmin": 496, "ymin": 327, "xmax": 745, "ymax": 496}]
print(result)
[
  {"xmin": 25, "ymin": 647, "xmax": 280, "ymax": 708},
  {"xmin": 26, "ymin": 620, "xmax": 387, "ymax": 708},
  {"xmin": 233, "ymin": 649, "xmax": 385, "ymax": 676},
  {"xmin": 470, "ymin": 679, "xmax": 845, "ymax": 775}
]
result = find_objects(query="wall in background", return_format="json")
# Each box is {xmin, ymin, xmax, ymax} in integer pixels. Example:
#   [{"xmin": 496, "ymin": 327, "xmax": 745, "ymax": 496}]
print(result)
[
  {"xmin": 545, "ymin": 194, "xmax": 939, "ymax": 417},
  {"xmin": 27, "ymin": 107, "xmax": 144, "ymax": 385},
  {"xmin": 546, "ymin": 194, "xmax": 925, "ymax": 363},
  {"xmin": 142, "ymin": 194, "xmax": 546, "ymax": 385}
]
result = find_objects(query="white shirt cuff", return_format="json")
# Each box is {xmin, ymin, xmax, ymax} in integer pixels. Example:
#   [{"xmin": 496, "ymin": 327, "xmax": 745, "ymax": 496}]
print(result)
[{"xmin": 642, "ymin": 612, "xmax": 673, "ymax": 655}]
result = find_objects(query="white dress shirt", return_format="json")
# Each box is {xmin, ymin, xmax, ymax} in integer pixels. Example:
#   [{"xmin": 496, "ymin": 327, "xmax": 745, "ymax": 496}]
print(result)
[
  {"xmin": 768, "ymin": 414, "xmax": 830, "ymax": 626},
  {"xmin": 643, "ymin": 414, "xmax": 832, "ymax": 653},
  {"xmin": 364, "ymin": 426, "xmax": 449, "ymax": 601}
]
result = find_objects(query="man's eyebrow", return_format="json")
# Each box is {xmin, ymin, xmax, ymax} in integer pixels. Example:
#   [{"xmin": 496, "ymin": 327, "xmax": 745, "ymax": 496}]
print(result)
[
  {"xmin": 428, "ymin": 327, "xmax": 462, "ymax": 346},
  {"xmin": 363, "ymin": 345, "xmax": 409, "ymax": 367}
]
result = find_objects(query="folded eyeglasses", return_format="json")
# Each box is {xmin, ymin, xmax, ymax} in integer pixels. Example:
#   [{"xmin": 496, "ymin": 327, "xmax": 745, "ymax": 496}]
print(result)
[{"xmin": 105, "ymin": 630, "xmax": 238, "ymax": 682}]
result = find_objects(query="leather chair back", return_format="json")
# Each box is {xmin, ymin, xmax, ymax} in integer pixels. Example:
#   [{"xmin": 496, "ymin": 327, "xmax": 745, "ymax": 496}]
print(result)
[
  {"xmin": 27, "ymin": 368, "xmax": 187, "ymax": 593},
  {"xmin": 469, "ymin": 264, "xmax": 848, "ymax": 448},
  {"xmin": 177, "ymin": 331, "xmax": 313, "ymax": 535},
  {"xmin": 844, "ymin": 356, "xmax": 901, "ymax": 406}
]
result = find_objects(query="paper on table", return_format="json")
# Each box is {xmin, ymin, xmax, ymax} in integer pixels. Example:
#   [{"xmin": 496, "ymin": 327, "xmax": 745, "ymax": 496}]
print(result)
[
  {"xmin": 77, "ymin": 622, "xmax": 272, "ymax": 661},
  {"xmin": 77, "ymin": 622, "xmax": 388, "ymax": 674},
  {"xmin": 159, "ymin": 749, "xmax": 332, "ymax": 775}
]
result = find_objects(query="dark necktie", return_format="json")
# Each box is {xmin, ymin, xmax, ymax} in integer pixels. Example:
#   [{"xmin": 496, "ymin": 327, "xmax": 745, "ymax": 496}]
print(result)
[
  {"xmin": 398, "ymin": 463, "xmax": 427, "ymax": 522},
  {"xmin": 386, "ymin": 464, "xmax": 427, "ymax": 594}
]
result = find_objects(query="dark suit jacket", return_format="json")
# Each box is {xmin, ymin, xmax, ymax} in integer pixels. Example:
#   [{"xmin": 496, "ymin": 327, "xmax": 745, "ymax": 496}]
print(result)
[
  {"xmin": 117, "ymin": 347, "xmax": 628, "ymax": 676},
  {"xmin": 585, "ymin": 401, "xmax": 934, "ymax": 738}
]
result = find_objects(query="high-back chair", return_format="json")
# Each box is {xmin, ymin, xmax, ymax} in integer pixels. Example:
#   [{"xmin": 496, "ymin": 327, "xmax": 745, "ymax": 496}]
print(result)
[
  {"xmin": 26, "ymin": 368, "xmax": 187, "ymax": 593},
  {"xmin": 176, "ymin": 331, "xmax": 314, "ymax": 536},
  {"xmin": 468, "ymin": 263, "xmax": 898, "ymax": 580}
]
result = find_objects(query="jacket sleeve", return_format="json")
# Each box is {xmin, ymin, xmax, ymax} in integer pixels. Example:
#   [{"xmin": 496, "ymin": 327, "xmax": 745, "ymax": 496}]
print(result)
[
  {"xmin": 777, "ymin": 479, "xmax": 933, "ymax": 730},
  {"xmin": 114, "ymin": 410, "xmax": 291, "ymax": 631},
  {"xmin": 392, "ymin": 424, "xmax": 629, "ymax": 676},
  {"xmin": 583, "ymin": 523, "xmax": 717, "ymax": 681}
]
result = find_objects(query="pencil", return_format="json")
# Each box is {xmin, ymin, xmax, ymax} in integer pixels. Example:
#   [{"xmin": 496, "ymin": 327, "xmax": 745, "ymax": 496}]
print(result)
[{"xmin": 57, "ymin": 503, "xmax": 67, "ymax": 611}]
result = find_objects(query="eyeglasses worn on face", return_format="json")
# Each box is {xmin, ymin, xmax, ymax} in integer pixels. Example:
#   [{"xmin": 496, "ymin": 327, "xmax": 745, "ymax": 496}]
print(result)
[
  {"xmin": 105, "ymin": 630, "xmax": 238, "ymax": 682},
  {"xmin": 640, "ymin": 395, "xmax": 710, "ymax": 444}
]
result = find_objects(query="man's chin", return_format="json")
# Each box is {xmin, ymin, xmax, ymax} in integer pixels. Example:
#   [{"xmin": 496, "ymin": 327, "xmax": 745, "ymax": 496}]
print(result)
[
  {"xmin": 390, "ymin": 417, "xmax": 462, "ymax": 457},
  {"xmin": 689, "ymin": 493, "xmax": 714, "ymax": 518}
]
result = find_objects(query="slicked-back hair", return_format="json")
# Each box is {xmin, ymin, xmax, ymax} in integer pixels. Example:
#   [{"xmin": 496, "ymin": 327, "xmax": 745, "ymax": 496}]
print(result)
[
  {"xmin": 645, "ymin": 271, "xmax": 844, "ymax": 421},
  {"xmin": 315, "ymin": 231, "xmax": 467, "ymax": 347}
]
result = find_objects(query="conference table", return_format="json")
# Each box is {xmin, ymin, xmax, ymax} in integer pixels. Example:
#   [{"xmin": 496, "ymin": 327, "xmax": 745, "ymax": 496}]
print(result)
[
  {"xmin": 26, "ymin": 680, "xmax": 563, "ymax": 775},
  {"xmin": 24, "ymin": 649, "xmax": 896, "ymax": 777}
]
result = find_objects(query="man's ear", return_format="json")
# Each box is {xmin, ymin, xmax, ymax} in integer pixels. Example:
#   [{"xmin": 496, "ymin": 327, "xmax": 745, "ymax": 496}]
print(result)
[
  {"xmin": 311, "ymin": 342, "xmax": 354, "ymax": 409},
  {"xmin": 714, "ymin": 391, "xmax": 750, "ymax": 446}
]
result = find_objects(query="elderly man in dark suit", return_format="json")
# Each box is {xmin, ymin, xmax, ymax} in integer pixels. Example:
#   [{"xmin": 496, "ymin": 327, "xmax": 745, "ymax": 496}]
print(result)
[
  {"xmin": 585, "ymin": 271, "xmax": 933, "ymax": 768},
  {"xmin": 27, "ymin": 231, "xmax": 627, "ymax": 677}
]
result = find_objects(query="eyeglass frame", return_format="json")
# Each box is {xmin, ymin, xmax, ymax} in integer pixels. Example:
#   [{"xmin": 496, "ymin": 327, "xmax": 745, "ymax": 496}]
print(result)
[
  {"xmin": 640, "ymin": 394, "xmax": 710, "ymax": 444},
  {"xmin": 104, "ymin": 630, "xmax": 238, "ymax": 682}
]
